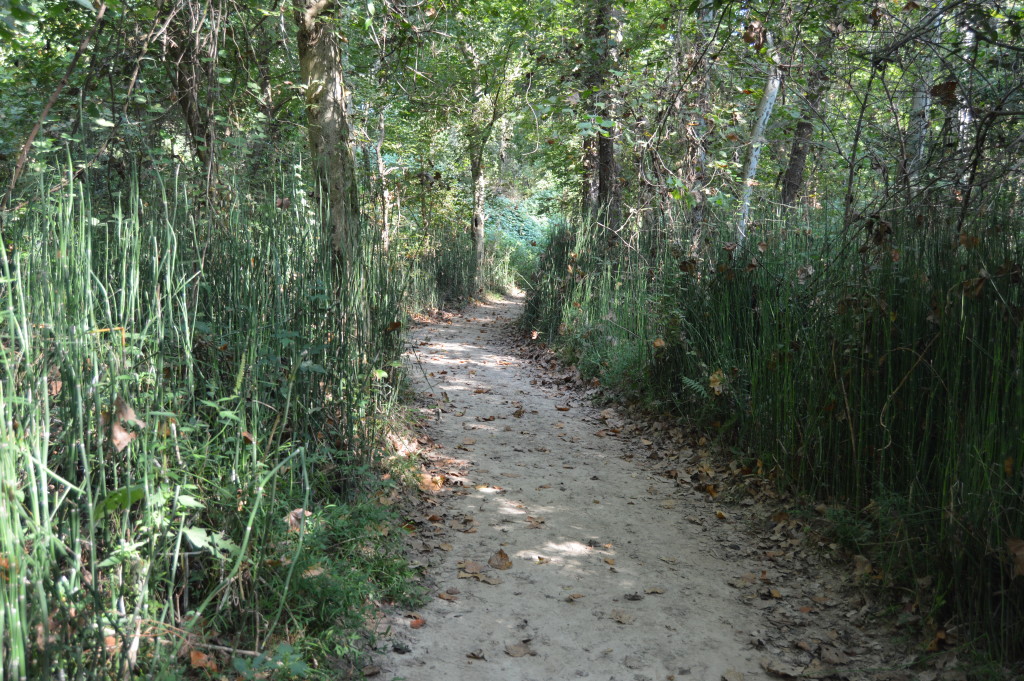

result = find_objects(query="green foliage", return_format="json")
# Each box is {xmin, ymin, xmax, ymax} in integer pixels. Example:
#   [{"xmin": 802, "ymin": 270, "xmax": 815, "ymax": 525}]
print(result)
[
  {"xmin": 526, "ymin": 202, "xmax": 1024, "ymax": 661},
  {"xmin": 0, "ymin": 165, "xmax": 419, "ymax": 679}
]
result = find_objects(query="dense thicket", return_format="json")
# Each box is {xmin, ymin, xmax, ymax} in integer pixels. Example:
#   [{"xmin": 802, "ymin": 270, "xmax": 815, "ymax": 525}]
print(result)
[{"xmin": 2, "ymin": 0, "xmax": 1023, "ymax": 676}]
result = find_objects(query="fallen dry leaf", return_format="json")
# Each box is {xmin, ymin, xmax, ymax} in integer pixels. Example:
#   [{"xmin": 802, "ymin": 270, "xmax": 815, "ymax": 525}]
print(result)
[
  {"xmin": 438, "ymin": 592, "xmax": 458, "ymax": 601},
  {"xmin": 467, "ymin": 649, "xmax": 486, "ymax": 660},
  {"xmin": 418, "ymin": 473, "xmax": 444, "ymax": 492},
  {"xmin": 760, "ymin": 658, "xmax": 804, "ymax": 678},
  {"xmin": 114, "ymin": 396, "xmax": 147, "ymax": 429},
  {"xmin": 504, "ymin": 641, "xmax": 535, "ymax": 657},
  {"xmin": 644, "ymin": 587, "xmax": 665, "ymax": 594},
  {"xmin": 535, "ymin": 556, "xmax": 551, "ymax": 564},
  {"xmin": 189, "ymin": 650, "xmax": 217, "ymax": 671},
  {"xmin": 409, "ymin": 618, "xmax": 425, "ymax": 629},
  {"xmin": 603, "ymin": 558, "xmax": 615, "ymax": 566},
  {"xmin": 488, "ymin": 548, "xmax": 513, "ymax": 570},
  {"xmin": 456, "ymin": 559, "xmax": 485, "ymax": 574},
  {"xmin": 285, "ymin": 508, "xmax": 312, "ymax": 532},
  {"xmin": 110, "ymin": 422, "xmax": 136, "ymax": 453},
  {"xmin": 853, "ymin": 554, "xmax": 872, "ymax": 577}
]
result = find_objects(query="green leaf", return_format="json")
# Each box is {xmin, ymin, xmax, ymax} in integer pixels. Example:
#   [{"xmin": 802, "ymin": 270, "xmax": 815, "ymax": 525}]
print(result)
[
  {"xmin": 96, "ymin": 485, "xmax": 146, "ymax": 516},
  {"xmin": 182, "ymin": 526, "xmax": 213, "ymax": 550}
]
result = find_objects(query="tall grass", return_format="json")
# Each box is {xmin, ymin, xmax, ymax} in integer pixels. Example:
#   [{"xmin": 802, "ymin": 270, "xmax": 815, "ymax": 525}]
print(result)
[
  {"xmin": 525, "ymin": 200, "xmax": 1024, "ymax": 661},
  {"xmin": 0, "ymin": 162, "xmax": 416, "ymax": 679}
]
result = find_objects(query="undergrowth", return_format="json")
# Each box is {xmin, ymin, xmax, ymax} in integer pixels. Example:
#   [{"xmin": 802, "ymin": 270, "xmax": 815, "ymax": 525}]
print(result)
[
  {"xmin": 524, "ymin": 198, "xmax": 1024, "ymax": 664},
  {"xmin": 0, "ymin": 162, "xmax": 435, "ymax": 679}
]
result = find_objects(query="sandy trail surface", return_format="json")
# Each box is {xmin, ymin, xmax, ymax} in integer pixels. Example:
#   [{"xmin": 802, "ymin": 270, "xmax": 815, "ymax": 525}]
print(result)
[{"xmin": 376, "ymin": 295, "xmax": 909, "ymax": 681}]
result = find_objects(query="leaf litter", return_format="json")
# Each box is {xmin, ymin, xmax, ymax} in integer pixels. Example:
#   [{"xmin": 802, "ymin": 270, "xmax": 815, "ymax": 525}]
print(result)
[{"xmin": 378, "ymin": 298, "xmax": 934, "ymax": 681}]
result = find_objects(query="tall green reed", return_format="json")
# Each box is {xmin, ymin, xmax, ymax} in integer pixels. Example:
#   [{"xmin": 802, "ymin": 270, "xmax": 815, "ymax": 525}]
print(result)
[
  {"xmin": 525, "ymin": 198, "xmax": 1024, "ymax": 661},
  {"xmin": 0, "ymin": 160, "xmax": 412, "ymax": 680}
]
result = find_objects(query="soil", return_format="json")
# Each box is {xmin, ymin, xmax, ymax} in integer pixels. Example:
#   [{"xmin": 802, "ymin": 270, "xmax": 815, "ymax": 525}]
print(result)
[{"xmin": 373, "ymin": 294, "xmax": 933, "ymax": 681}]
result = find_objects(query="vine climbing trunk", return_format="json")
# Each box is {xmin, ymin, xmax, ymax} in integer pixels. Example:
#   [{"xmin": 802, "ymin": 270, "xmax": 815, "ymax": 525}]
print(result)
[{"xmin": 294, "ymin": 0, "xmax": 360, "ymax": 270}]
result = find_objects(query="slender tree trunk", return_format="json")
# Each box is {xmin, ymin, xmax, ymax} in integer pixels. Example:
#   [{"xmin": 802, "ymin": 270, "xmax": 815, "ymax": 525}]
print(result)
[
  {"xmin": 780, "ymin": 29, "xmax": 837, "ymax": 206},
  {"xmin": 375, "ymin": 113, "xmax": 393, "ymax": 250},
  {"xmin": 294, "ymin": 0, "xmax": 359, "ymax": 269},
  {"xmin": 470, "ymin": 150, "xmax": 486, "ymax": 294},
  {"xmin": 737, "ymin": 35, "xmax": 782, "ymax": 244},
  {"xmin": 581, "ymin": 0, "xmax": 620, "ymax": 239},
  {"xmin": 905, "ymin": 79, "xmax": 931, "ymax": 185},
  {"xmin": 902, "ymin": 11, "xmax": 942, "ymax": 191}
]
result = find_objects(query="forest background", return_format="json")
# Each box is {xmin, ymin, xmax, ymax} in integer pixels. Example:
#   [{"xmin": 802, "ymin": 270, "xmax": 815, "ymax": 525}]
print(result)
[{"xmin": 1, "ymin": 0, "xmax": 1023, "ymax": 678}]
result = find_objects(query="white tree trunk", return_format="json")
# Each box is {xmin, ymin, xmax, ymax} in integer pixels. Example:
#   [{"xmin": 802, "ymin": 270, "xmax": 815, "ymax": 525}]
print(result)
[{"xmin": 737, "ymin": 36, "xmax": 782, "ymax": 245}]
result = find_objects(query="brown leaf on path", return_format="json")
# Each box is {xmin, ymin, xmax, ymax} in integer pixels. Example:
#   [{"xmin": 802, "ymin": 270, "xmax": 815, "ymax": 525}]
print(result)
[
  {"xmin": 302, "ymin": 565, "xmax": 325, "ymax": 578},
  {"xmin": 644, "ymin": 587, "xmax": 665, "ymax": 594},
  {"xmin": 603, "ymin": 558, "xmax": 615, "ymax": 566},
  {"xmin": 535, "ymin": 556, "xmax": 551, "ymax": 564},
  {"xmin": 555, "ymin": 405, "xmax": 571, "ymax": 411},
  {"xmin": 438, "ymin": 543, "xmax": 453, "ymax": 551},
  {"xmin": 478, "ymin": 574, "xmax": 503, "ymax": 585},
  {"xmin": 438, "ymin": 592, "xmax": 458, "ymax": 601},
  {"xmin": 853, "ymin": 554, "xmax": 872, "ymax": 577},
  {"xmin": 504, "ymin": 641, "xmax": 535, "ymax": 657},
  {"xmin": 456, "ymin": 559, "xmax": 485, "ymax": 574},
  {"xmin": 467, "ymin": 649, "xmax": 486, "ymax": 660},
  {"xmin": 409, "ymin": 617, "xmax": 426, "ymax": 629},
  {"xmin": 488, "ymin": 548, "xmax": 513, "ymax": 570},
  {"xmin": 760, "ymin": 658, "xmax": 804, "ymax": 678},
  {"xmin": 419, "ymin": 472, "xmax": 444, "ymax": 492}
]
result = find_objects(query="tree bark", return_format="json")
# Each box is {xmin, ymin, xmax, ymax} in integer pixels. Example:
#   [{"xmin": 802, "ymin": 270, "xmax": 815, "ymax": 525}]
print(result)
[
  {"xmin": 294, "ymin": 0, "xmax": 360, "ymax": 269},
  {"xmin": 470, "ymin": 151, "xmax": 486, "ymax": 293},
  {"xmin": 737, "ymin": 35, "xmax": 782, "ymax": 244},
  {"xmin": 780, "ymin": 29, "xmax": 836, "ymax": 206},
  {"xmin": 580, "ymin": 0, "xmax": 620, "ymax": 239}
]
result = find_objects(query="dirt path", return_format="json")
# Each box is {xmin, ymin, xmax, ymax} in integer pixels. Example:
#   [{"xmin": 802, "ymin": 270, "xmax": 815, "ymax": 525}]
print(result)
[{"xmin": 376, "ymin": 295, "xmax": 913, "ymax": 681}]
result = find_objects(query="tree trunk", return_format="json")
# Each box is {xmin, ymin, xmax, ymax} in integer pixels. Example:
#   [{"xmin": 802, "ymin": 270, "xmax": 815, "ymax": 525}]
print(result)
[
  {"xmin": 780, "ymin": 29, "xmax": 836, "ymax": 206},
  {"xmin": 294, "ymin": 0, "xmax": 359, "ymax": 269},
  {"xmin": 580, "ymin": 0, "xmax": 620, "ymax": 239},
  {"xmin": 470, "ymin": 151, "xmax": 486, "ymax": 294},
  {"xmin": 737, "ymin": 35, "xmax": 782, "ymax": 244}
]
